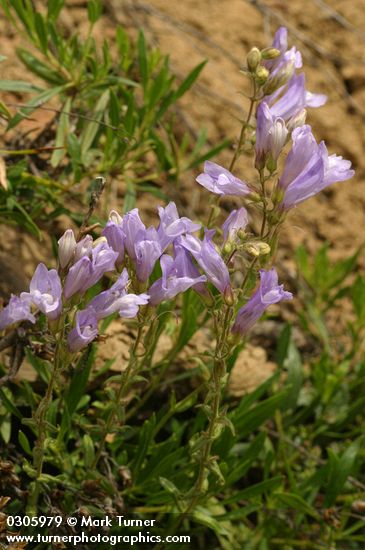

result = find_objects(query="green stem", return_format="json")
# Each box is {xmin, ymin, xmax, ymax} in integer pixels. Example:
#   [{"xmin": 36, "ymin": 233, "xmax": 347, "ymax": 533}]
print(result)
[
  {"xmin": 27, "ymin": 335, "xmax": 64, "ymax": 514},
  {"xmin": 229, "ymin": 79, "xmax": 257, "ymax": 173},
  {"xmin": 92, "ymin": 318, "xmax": 145, "ymax": 469}
]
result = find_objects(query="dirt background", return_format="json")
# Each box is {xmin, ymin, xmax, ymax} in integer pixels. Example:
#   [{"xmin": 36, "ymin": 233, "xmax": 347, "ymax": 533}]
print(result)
[{"xmin": 0, "ymin": 0, "xmax": 364, "ymax": 392}]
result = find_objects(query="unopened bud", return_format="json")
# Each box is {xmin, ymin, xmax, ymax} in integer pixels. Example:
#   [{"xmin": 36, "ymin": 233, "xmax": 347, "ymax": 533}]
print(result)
[
  {"xmin": 92, "ymin": 236, "xmax": 108, "ymax": 247},
  {"xmin": 247, "ymin": 47, "xmax": 261, "ymax": 72},
  {"xmin": 257, "ymin": 242, "xmax": 271, "ymax": 255},
  {"xmin": 263, "ymin": 60, "xmax": 295, "ymax": 95},
  {"xmin": 261, "ymin": 47, "xmax": 281, "ymax": 60},
  {"xmin": 223, "ymin": 241, "xmax": 234, "ymax": 255},
  {"xmin": 247, "ymin": 192, "xmax": 262, "ymax": 203},
  {"xmin": 224, "ymin": 285, "xmax": 235, "ymax": 306},
  {"xmin": 58, "ymin": 229, "xmax": 76, "ymax": 268},
  {"xmin": 237, "ymin": 229, "xmax": 246, "ymax": 240},
  {"xmin": 109, "ymin": 209, "xmax": 123, "ymax": 224},
  {"xmin": 266, "ymin": 156, "xmax": 277, "ymax": 173},
  {"xmin": 245, "ymin": 243, "xmax": 260, "ymax": 257},
  {"xmin": 287, "ymin": 109, "xmax": 307, "ymax": 132},
  {"xmin": 255, "ymin": 66, "xmax": 269, "ymax": 84}
]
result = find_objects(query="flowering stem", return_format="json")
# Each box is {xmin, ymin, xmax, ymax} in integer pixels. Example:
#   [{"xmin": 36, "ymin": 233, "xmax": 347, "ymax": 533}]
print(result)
[
  {"xmin": 92, "ymin": 316, "xmax": 146, "ymax": 469},
  {"xmin": 183, "ymin": 305, "xmax": 232, "ymax": 511},
  {"xmin": 27, "ymin": 333, "xmax": 65, "ymax": 515},
  {"xmin": 229, "ymin": 79, "xmax": 257, "ymax": 173}
]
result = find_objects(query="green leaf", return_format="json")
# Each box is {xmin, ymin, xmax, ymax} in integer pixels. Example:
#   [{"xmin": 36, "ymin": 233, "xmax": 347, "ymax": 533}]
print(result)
[
  {"xmin": 18, "ymin": 430, "xmax": 32, "ymax": 456},
  {"xmin": 0, "ymin": 389, "xmax": 22, "ymax": 419},
  {"xmin": 277, "ymin": 325, "xmax": 303, "ymax": 409},
  {"xmin": 17, "ymin": 48, "xmax": 66, "ymax": 85},
  {"xmin": 34, "ymin": 12, "xmax": 48, "ymax": 53},
  {"xmin": 80, "ymin": 89, "xmax": 110, "ymax": 158},
  {"xmin": 0, "ymin": 80, "xmax": 43, "ymax": 92},
  {"xmin": 223, "ymin": 476, "xmax": 284, "ymax": 504},
  {"xmin": 8, "ymin": 85, "xmax": 66, "ymax": 130},
  {"xmin": 174, "ymin": 60, "xmax": 206, "ymax": 100},
  {"xmin": 274, "ymin": 492, "xmax": 320, "ymax": 520},
  {"xmin": 109, "ymin": 89, "xmax": 120, "ymax": 126},
  {"xmin": 47, "ymin": 0, "xmax": 64, "ymax": 22},
  {"xmin": 137, "ymin": 31, "xmax": 148, "ymax": 90},
  {"xmin": 51, "ymin": 97, "xmax": 71, "ymax": 167},
  {"xmin": 87, "ymin": 0, "xmax": 102, "ymax": 24},
  {"xmin": 324, "ymin": 438, "xmax": 362, "ymax": 507},
  {"xmin": 82, "ymin": 434, "xmax": 95, "ymax": 468},
  {"xmin": 192, "ymin": 508, "xmax": 229, "ymax": 536}
]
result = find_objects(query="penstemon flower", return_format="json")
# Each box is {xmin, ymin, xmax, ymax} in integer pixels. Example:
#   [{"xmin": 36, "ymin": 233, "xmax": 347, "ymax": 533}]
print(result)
[
  {"xmin": 148, "ymin": 245, "xmax": 207, "ymax": 305},
  {"xmin": 180, "ymin": 230, "xmax": 231, "ymax": 294},
  {"xmin": 88, "ymin": 269, "xmax": 149, "ymax": 319},
  {"xmin": 278, "ymin": 125, "xmax": 354, "ymax": 209},
  {"xmin": 0, "ymin": 294, "xmax": 35, "ymax": 330},
  {"xmin": 232, "ymin": 269, "xmax": 292, "ymax": 335},
  {"xmin": 21, "ymin": 263, "xmax": 62, "ymax": 321},
  {"xmin": 157, "ymin": 202, "xmax": 201, "ymax": 251},
  {"xmin": 222, "ymin": 208, "xmax": 249, "ymax": 243},
  {"xmin": 255, "ymin": 101, "xmax": 288, "ymax": 169},
  {"xmin": 196, "ymin": 161, "xmax": 251, "ymax": 196},
  {"xmin": 67, "ymin": 308, "xmax": 99, "ymax": 352}
]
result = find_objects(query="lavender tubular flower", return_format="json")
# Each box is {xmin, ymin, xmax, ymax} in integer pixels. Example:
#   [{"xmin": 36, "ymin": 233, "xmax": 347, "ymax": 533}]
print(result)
[
  {"xmin": 102, "ymin": 221, "xmax": 126, "ymax": 266},
  {"xmin": 196, "ymin": 161, "xmax": 250, "ymax": 196},
  {"xmin": 180, "ymin": 230, "xmax": 231, "ymax": 294},
  {"xmin": 87, "ymin": 268, "xmax": 149, "ymax": 320},
  {"xmin": 0, "ymin": 295, "xmax": 35, "ymax": 330},
  {"xmin": 222, "ymin": 208, "xmax": 249, "ymax": 242},
  {"xmin": 148, "ymin": 247, "xmax": 207, "ymax": 305},
  {"xmin": 134, "ymin": 227, "xmax": 162, "ymax": 283},
  {"xmin": 278, "ymin": 125, "xmax": 355, "ymax": 209},
  {"xmin": 81, "ymin": 242, "xmax": 119, "ymax": 291},
  {"xmin": 255, "ymin": 102, "xmax": 288, "ymax": 168},
  {"xmin": 157, "ymin": 202, "xmax": 200, "ymax": 251},
  {"xmin": 67, "ymin": 308, "xmax": 98, "ymax": 352},
  {"xmin": 64, "ymin": 256, "xmax": 92, "ymax": 299},
  {"xmin": 267, "ymin": 74, "xmax": 326, "ymax": 121},
  {"xmin": 21, "ymin": 263, "xmax": 62, "ymax": 321},
  {"xmin": 232, "ymin": 269, "xmax": 292, "ymax": 335},
  {"xmin": 74, "ymin": 235, "xmax": 93, "ymax": 263},
  {"xmin": 123, "ymin": 209, "xmax": 146, "ymax": 260}
]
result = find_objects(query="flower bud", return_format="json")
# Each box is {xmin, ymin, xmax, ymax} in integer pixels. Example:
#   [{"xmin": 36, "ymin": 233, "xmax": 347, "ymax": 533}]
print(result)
[
  {"xmin": 58, "ymin": 229, "xmax": 76, "ymax": 268},
  {"xmin": 109, "ymin": 210, "xmax": 123, "ymax": 224},
  {"xmin": 247, "ymin": 192, "xmax": 262, "ymax": 203},
  {"xmin": 247, "ymin": 47, "xmax": 261, "ymax": 72},
  {"xmin": 257, "ymin": 242, "xmax": 271, "ymax": 255},
  {"xmin": 255, "ymin": 66, "xmax": 269, "ymax": 84},
  {"xmin": 92, "ymin": 236, "xmax": 108, "ymax": 247},
  {"xmin": 245, "ymin": 243, "xmax": 260, "ymax": 257},
  {"xmin": 287, "ymin": 109, "xmax": 307, "ymax": 132},
  {"xmin": 263, "ymin": 61, "xmax": 295, "ymax": 95},
  {"xmin": 237, "ymin": 229, "xmax": 246, "ymax": 241},
  {"xmin": 223, "ymin": 241, "xmax": 234, "ymax": 255},
  {"xmin": 261, "ymin": 47, "xmax": 281, "ymax": 60},
  {"xmin": 224, "ymin": 285, "xmax": 235, "ymax": 306}
]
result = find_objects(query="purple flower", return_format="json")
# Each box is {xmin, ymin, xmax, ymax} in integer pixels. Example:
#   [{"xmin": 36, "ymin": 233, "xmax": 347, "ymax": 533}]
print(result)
[
  {"xmin": 157, "ymin": 202, "xmax": 200, "ymax": 251},
  {"xmin": 134, "ymin": 227, "xmax": 162, "ymax": 283},
  {"xmin": 267, "ymin": 74, "xmax": 326, "ymax": 122},
  {"xmin": 88, "ymin": 269, "xmax": 149, "ymax": 319},
  {"xmin": 21, "ymin": 263, "xmax": 62, "ymax": 321},
  {"xmin": 67, "ymin": 308, "xmax": 98, "ymax": 353},
  {"xmin": 0, "ymin": 295, "xmax": 35, "ymax": 330},
  {"xmin": 255, "ymin": 102, "xmax": 288, "ymax": 168},
  {"xmin": 74, "ymin": 235, "xmax": 93, "ymax": 263},
  {"xmin": 196, "ymin": 161, "xmax": 250, "ymax": 196},
  {"xmin": 222, "ymin": 208, "xmax": 249, "ymax": 242},
  {"xmin": 58, "ymin": 229, "xmax": 76, "ymax": 268},
  {"xmin": 102, "ymin": 221, "xmax": 126, "ymax": 266},
  {"xmin": 232, "ymin": 268, "xmax": 292, "ymax": 334},
  {"xmin": 180, "ymin": 230, "xmax": 231, "ymax": 294},
  {"xmin": 123, "ymin": 209, "xmax": 146, "ymax": 261},
  {"xmin": 64, "ymin": 242, "xmax": 118, "ymax": 299},
  {"xmin": 278, "ymin": 125, "xmax": 355, "ymax": 209},
  {"xmin": 264, "ymin": 27, "xmax": 302, "ymax": 73},
  {"xmin": 148, "ymin": 245, "xmax": 207, "ymax": 305},
  {"xmin": 64, "ymin": 256, "xmax": 92, "ymax": 299}
]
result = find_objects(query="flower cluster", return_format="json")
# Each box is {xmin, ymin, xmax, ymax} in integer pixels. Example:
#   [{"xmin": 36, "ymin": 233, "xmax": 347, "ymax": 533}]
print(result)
[{"xmin": 0, "ymin": 27, "xmax": 354, "ymax": 353}]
